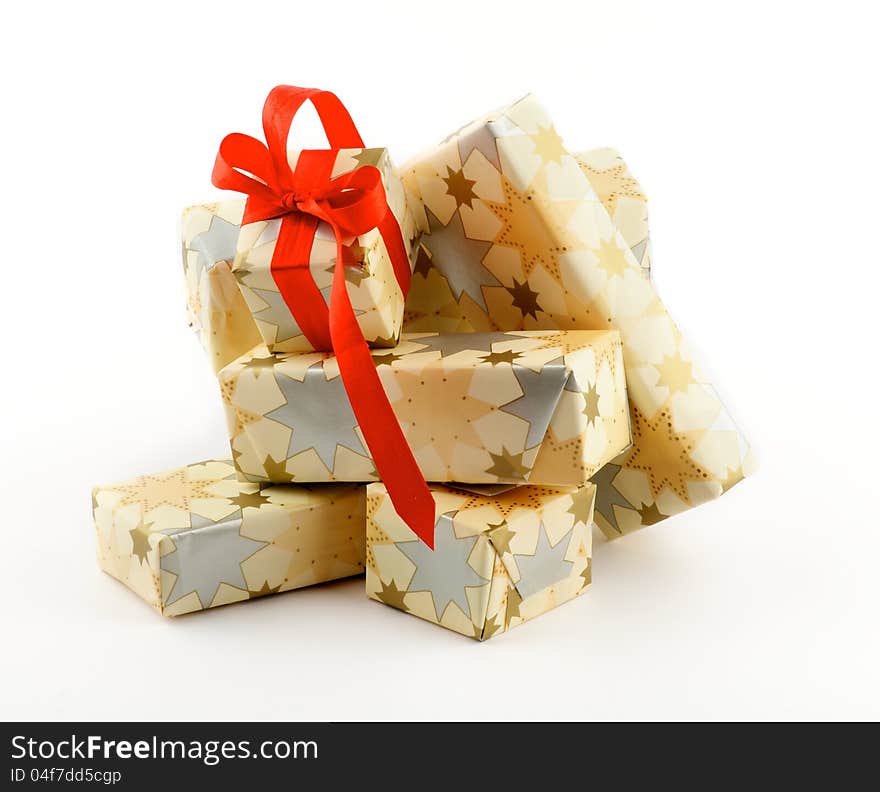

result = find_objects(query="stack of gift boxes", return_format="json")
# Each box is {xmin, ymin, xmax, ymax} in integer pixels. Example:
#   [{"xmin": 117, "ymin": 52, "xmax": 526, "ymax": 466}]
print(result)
[{"xmin": 92, "ymin": 89, "xmax": 753, "ymax": 639}]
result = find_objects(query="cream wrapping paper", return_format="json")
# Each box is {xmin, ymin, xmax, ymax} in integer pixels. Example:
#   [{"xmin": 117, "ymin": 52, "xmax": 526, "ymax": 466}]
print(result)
[
  {"xmin": 231, "ymin": 147, "xmax": 417, "ymax": 354},
  {"xmin": 93, "ymin": 459, "xmax": 365, "ymax": 616},
  {"xmin": 366, "ymin": 481, "xmax": 595, "ymax": 640},
  {"xmin": 218, "ymin": 330, "xmax": 630, "ymax": 487},
  {"xmin": 400, "ymin": 96, "xmax": 753, "ymax": 537}
]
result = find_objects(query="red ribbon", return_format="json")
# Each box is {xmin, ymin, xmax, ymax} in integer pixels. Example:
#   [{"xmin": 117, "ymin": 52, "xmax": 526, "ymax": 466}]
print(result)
[{"xmin": 212, "ymin": 86, "xmax": 435, "ymax": 548}]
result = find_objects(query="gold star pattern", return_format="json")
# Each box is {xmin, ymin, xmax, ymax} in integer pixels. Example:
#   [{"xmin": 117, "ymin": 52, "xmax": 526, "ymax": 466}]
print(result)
[
  {"xmin": 637, "ymin": 501, "xmax": 667, "ymax": 526},
  {"xmin": 655, "ymin": 351, "xmax": 695, "ymax": 395},
  {"xmin": 488, "ymin": 520, "xmax": 517, "ymax": 555},
  {"xmin": 579, "ymin": 558, "xmax": 592, "ymax": 589},
  {"xmin": 595, "ymin": 237, "xmax": 631, "ymax": 280},
  {"xmin": 504, "ymin": 586, "xmax": 523, "ymax": 627},
  {"xmin": 109, "ymin": 469, "xmax": 217, "ymax": 513},
  {"xmin": 481, "ymin": 614, "xmax": 505, "ymax": 640},
  {"xmin": 128, "ymin": 517, "xmax": 153, "ymax": 565},
  {"xmin": 248, "ymin": 580, "xmax": 282, "ymax": 599},
  {"xmin": 578, "ymin": 161, "xmax": 645, "ymax": 217},
  {"xmin": 506, "ymin": 277, "xmax": 542, "ymax": 319},
  {"xmin": 261, "ymin": 454, "xmax": 293, "ymax": 483},
  {"xmin": 566, "ymin": 486, "xmax": 595, "ymax": 526},
  {"xmin": 484, "ymin": 447, "xmax": 530, "ymax": 481},
  {"xmin": 374, "ymin": 579, "xmax": 409, "ymax": 611},
  {"xmin": 227, "ymin": 487, "xmax": 272, "ymax": 510},
  {"xmin": 351, "ymin": 148, "xmax": 385, "ymax": 168},
  {"xmin": 372, "ymin": 348, "xmax": 406, "ymax": 367},
  {"xmin": 390, "ymin": 368, "xmax": 494, "ymax": 469},
  {"xmin": 624, "ymin": 407, "xmax": 711, "ymax": 503},
  {"xmin": 219, "ymin": 374, "xmax": 264, "ymax": 437},
  {"xmin": 479, "ymin": 349, "xmax": 522, "ymax": 366},
  {"xmin": 583, "ymin": 382, "xmax": 601, "ymax": 426},
  {"xmin": 485, "ymin": 178, "xmax": 565, "ymax": 280},
  {"xmin": 442, "ymin": 165, "xmax": 478, "ymax": 209},
  {"xmin": 245, "ymin": 355, "xmax": 281, "ymax": 377},
  {"xmin": 529, "ymin": 124, "xmax": 567, "ymax": 165}
]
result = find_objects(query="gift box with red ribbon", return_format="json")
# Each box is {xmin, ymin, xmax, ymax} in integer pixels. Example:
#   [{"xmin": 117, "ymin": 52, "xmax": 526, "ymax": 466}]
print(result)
[{"xmin": 217, "ymin": 329, "xmax": 631, "ymax": 490}]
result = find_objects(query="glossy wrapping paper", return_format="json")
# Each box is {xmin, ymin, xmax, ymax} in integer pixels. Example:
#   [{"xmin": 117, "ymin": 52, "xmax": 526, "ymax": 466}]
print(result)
[
  {"xmin": 366, "ymin": 481, "xmax": 595, "ymax": 640},
  {"xmin": 399, "ymin": 96, "xmax": 754, "ymax": 537},
  {"xmin": 93, "ymin": 460, "xmax": 366, "ymax": 616},
  {"xmin": 218, "ymin": 330, "xmax": 630, "ymax": 487}
]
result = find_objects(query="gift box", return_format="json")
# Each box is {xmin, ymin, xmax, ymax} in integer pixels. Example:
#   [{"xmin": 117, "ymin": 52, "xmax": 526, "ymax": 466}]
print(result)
[
  {"xmin": 366, "ymin": 481, "xmax": 595, "ymax": 640},
  {"xmin": 93, "ymin": 459, "xmax": 365, "ymax": 616},
  {"xmin": 229, "ymin": 147, "xmax": 417, "ymax": 354},
  {"xmin": 400, "ymin": 95, "xmax": 753, "ymax": 537},
  {"xmin": 218, "ymin": 329, "xmax": 630, "ymax": 487},
  {"xmin": 181, "ymin": 201, "xmax": 263, "ymax": 373},
  {"xmin": 577, "ymin": 148, "xmax": 651, "ymax": 276}
]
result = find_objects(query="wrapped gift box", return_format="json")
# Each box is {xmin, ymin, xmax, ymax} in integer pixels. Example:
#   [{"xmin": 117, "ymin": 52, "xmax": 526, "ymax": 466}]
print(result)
[
  {"xmin": 93, "ymin": 459, "xmax": 365, "ymax": 616},
  {"xmin": 400, "ymin": 96, "xmax": 753, "ymax": 537},
  {"xmin": 366, "ymin": 481, "xmax": 595, "ymax": 640},
  {"xmin": 232, "ymin": 147, "xmax": 417, "ymax": 354},
  {"xmin": 181, "ymin": 201, "xmax": 263, "ymax": 373},
  {"xmin": 218, "ymin": 329, "xmax": 630, "ymax": 487},
  {"xmin": 576, "ymin": 148, "xmax": 651, "ymax": 276}
]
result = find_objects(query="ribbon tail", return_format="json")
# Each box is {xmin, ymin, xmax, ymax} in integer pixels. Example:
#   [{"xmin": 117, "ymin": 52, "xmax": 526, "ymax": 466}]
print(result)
[{"xmin": 327, "ymin": 231, "xmax": 435, "ymax": 548}]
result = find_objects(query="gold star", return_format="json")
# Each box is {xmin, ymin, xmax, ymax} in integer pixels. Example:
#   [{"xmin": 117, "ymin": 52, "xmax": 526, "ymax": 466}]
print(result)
[
  {"xmin": 481, "ymin": 614, "xmax": 505, "ymax": 640},
  {"xmin": 485, "ymin": 447, "xmax": 530, "ymax": 481},
  {"xmin": 128, "ymin": 517, "xmax": 153, "ymax": 565},
  {"xmin": 595, "ymin": 237, "xmax": 631, "ymax": 280},
  {"xmin": 583, "ymin": 382, "xmax": 601, "ymax": 426},
  {"xmin": 246, "ymin": 354, "xmax": 280, "ymax": 376},
  {"xmin": 636, "ymin": 501, "xmax": 667, "ymax": 526},
  {"xmin": 374, "ymin": 579, "xmax": 409, "ymax": 611},
  {"xmin": 442, "ymin": 165, "xmax": 478, "ymax": 209},
  {"xmin": 624, "ymin": 407, "xmax": 711, "ymax": 503},
  {"xmin": 655, "ymin": 352, "xmax": 694, "ymax": 395},
  {"xmin": 720, "ymin": 465, "xmax": 744, "ymax": 494},
  {"xmin": 488, "ymin": 520, "xmax": 517, "ymax": 555},
  {"xmin": 261, "ymin": 454, "xmax": 293, "ymax": 483},
  {"xmin": 504, "ymin": 587, "xmax": 523, "ymax": 627},
  {"xmin": 485, "ymin": 178, "xmax": 566, "ymax": 280},
  {"xmin": 566, "ymin": 486, "xmax": 595, "ymax": 526},
  {"xmin": 578, "ymin": 160, "xmax": 644, "ymax": 217},
  {"xmin": 372, "ymin": 349, "xmax": 406, "ymax": 367},
  {"xmin": 109, "ymin": 468, "xmax": 217, "ymax": 513},
  {"xmin": 579, "ymin": 558, "xmax": 592, "ymax": 589},
  {"xmin": 248, "ymin": 580, "xmax": 282, "ymax": 599},
  {"xmin": 479, "ymin": 349, "xmax": 522, "ymax": 366},
  {"xmin": 529, "ymin": 124, "xmax": 567, "ymax": 165},
  {"xmin": 506, "ymin": 277, "xmax": 542, "ymax": 319},
  {"xmin": 228, "ymin": 487, "xmax": 272, "ymax": 510},
  {"xmin": 351, "ymin": 148, "xmax": 384, "ymax": 168}
]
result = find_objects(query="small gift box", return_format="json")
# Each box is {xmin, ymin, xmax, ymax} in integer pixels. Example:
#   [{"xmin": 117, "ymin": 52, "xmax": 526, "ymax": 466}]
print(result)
[
  {"xmin": 576, "ymin": 148, "xmax": 651, "ymax": 276},
  {"xmin": 400, "ymin": 95, "xmax": 753, "ymax": 537},
  {"xmin": 181, "ymin": 201, "xmax": 263, "ymax": 373},
  {"xmin": 218, "ymin": 330, "xmax": 631, "ymax": 487},
  {"xmin": 93, "ymin": 459, "xmax": 365, "ymax": 616},
  {"xmin": 231, "ymin": 146, "xmax": 417, "ymax": 354},
  {"xmin": 366, "ymin": 481, "xmax": 595, "ymax": 640}
]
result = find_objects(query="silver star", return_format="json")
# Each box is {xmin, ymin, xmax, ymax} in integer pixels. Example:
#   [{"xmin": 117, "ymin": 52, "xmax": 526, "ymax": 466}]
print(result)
[
  {"xmin": 190, "ymin": 215, "xmax": 240, "ymax": 275},
  {"xmin": 589, "ymin": 463, "xmax": 633, "ymax": 533},
  {"xmin": 161, "ymin": 517, "xmax": 266, "ymax": 608},
  {"xmin": 413, "ymin": 331, "xmax": 516, "ymax": 358},
  {"xmin": 421, "ymin": 209, "xmax": 498, "ymax": 311},
  {"xmin": 511, "ymin": 523, "xmax": 574, "ymax": 599},
  {"xmin": 501, "ymin": 357, "xmax": 570, "ymax": 448},
  {"xmin": 396, "ymin": 513, "xmax": 489, "ymax": 620},
  {"xmin": 250, "ymin": 287, "xmax": 303, "ymax": 345},
  {"xmin": 265, "ymin": 365, "xmax": 366, "ymax": 471}
]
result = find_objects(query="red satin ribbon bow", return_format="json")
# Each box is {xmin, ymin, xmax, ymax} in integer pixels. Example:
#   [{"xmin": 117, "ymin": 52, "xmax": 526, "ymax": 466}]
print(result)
[{"xmin": 212, "ymin": 85, "xmax": 435, "ymax": 548}]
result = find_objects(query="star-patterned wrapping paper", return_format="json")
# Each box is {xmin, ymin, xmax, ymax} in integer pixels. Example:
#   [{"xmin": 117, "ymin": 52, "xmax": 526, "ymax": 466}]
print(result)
[
  {"xmin": 366, "ymin": 481, "xmax": 595, "ymax": 640},
  {"xmin": 93, "ymin": 459, "xmax": 366, "ymax": 616},
  {"xmin": 399, "ymin": 95, "xmax": 754, "ymax": 538},
  {"xmin": 232, "ymin": 147, "xmax": 418, "ymax": 354},
  {"xmin": 575, "ymin": 148, "xmax": 651, "ymax": 276},
  {"xmin": 181, "ymin": 201, "xmax": 263, "ymax": 373},
  {"xmin": 218, "ymin": 330, "xmax": 630, "ymax": 488}
]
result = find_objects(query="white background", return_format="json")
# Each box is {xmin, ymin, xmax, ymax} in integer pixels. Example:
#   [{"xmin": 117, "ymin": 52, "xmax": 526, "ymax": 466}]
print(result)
[{"xmin": 2, "ymin": 0, "xmax": 877, "ymax": 721}]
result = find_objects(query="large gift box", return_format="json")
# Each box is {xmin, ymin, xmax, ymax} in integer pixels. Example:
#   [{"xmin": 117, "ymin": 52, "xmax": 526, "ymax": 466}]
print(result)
[
  {"xmin": 229, "ymin": 147, "xmax": 417, "ymax": 354},
  {"xmin": 366, "ymin": 481, "xmax": 595, "ymax": 640},
  {"xmin": 181, "ymin": 201, "xmax": 263, "ymax": 373},
  {"xmin": 218, "ymin": 329, "xmax": 631, "ymax": 487},
  {"xmin": 93, "ymin": 459, "xmax": 365, "ymax": 616},
  {"xmin": 400, "ymin": 95, "xmax": 753, "ymax": 537}
]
